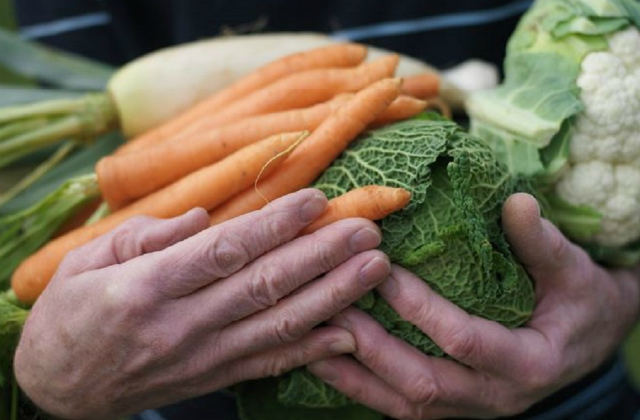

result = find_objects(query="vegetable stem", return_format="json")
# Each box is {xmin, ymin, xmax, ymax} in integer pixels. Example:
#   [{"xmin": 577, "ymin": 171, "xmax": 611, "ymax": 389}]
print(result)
[
  {"xmin": 0, "ymin": 141, "xmax": 75, "ymax": 209},
  {"xmin": 0, "ymin": 118, "xmax": 47, "ymax": 142},
  {"xmin": 0, "ymin": 117, "xmax": 79, "ymax": 168},
  {"xmin": 0, "ymin": 93, "xmax": 117, "ymax": 169},
  {"xmin": 0, "ymin": 174, "xmax": 100, "ymax": 287},
  {"xmin": 0, "ymin": 96, "xmax": 90, "ymax": 124}
]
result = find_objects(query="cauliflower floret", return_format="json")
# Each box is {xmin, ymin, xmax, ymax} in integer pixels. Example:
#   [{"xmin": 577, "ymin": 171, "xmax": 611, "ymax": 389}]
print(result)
[
  {"xmin": 573, "ymin": 26, "xmax": 640, "ymax": 164},
  {"xmin": 556, "ymin": 162, "xmax": 640, "ymax": 247},
  {"xmin": 556, "ymin": 26, "xmax": 640, "ymax": 247}
]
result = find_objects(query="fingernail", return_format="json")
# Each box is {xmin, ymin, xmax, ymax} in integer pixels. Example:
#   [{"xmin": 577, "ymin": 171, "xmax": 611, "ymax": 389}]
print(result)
[
  {"xmin": 359, "ymin": 256, "xmax": 390, "ymax": 288},
  {"xmin": 299, "ymin": 193, "xmax": 327, "ymax": 223},
  {"xmin": 329, "ymin": 335, "xmax": 356, "ymax": 353},
  {"xmin": 377, "ymin": 273, "xmax": 399, "ymax": 299},
  {"xmin": 349, "ymin": 227, "xmax": 381, "ymax": 253},
  {"xmin": 308, "ymin": 360, "xmax": 339, "ymax": 383}
]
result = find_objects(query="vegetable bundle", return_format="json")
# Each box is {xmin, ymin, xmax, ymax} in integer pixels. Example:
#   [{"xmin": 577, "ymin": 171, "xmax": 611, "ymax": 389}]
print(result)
[
  {"xmin": 0, "ymin": 37, "xmax": 527, "ymax": 420},
  {"xmin": 7, "ymin": 43, "xmax": 445, "ymax": 304},
  {"xmin": 0, "ymin": 38, "xmax": 448, "ymax": 418},
  {"xmin": 467, "ymin": 0, "xmax": 640, "ymax": 266}
]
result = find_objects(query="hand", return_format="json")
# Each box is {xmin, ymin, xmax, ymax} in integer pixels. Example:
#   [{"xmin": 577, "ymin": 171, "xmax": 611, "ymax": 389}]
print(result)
[
  {"xmin": 308, "ymin": 193, "xmax": 640, "ymax": 419},
  {"xmin": 14, "ymin": 189, "xmax": 391, "ymax": 420}
]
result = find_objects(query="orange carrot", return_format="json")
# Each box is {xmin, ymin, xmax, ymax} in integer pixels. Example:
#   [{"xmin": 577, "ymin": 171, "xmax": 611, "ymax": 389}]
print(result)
[
  {"xmin": 401, "ymin": 72, "xmax": 440, "ymax": 99},
  {"xmin": 100, "ymin": 93, "xmax": 423, "ymax": 212},
  {"xmin": 300, "ymin": 186, "xmax": 411, "ymax": 235},
  {"xmin": 170, "ymin": 55, "xmax": 400, "ymax": 144},
  {"xmin": 97, "ymin": 96, "xmax": 351, "ymax": 210},
  {"xmin": 208, "ymin": 78, "xmax": 402, "ymax": 226},
  {"xmin": 117, "ymin": 43, "xmax": 367, "ymax": 155},
  {"xmin": 11, "ymin": 131, "xmax": 307, "ymax": 304},
  {"xmin": 370, "ymin": 95, "xmax": 427, "ymax": 127}
]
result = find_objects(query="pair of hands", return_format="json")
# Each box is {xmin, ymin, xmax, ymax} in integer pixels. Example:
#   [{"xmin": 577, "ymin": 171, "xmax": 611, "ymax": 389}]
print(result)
[{"xmin": 14, "ymin": 189, "xmax": 640, "ymax": 420}]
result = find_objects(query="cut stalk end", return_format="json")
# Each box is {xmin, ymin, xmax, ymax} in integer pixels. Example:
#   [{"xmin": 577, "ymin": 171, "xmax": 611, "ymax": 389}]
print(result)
[{"xmin": 0, "ymin": 93, "xmax": 118, "ymax": 169}]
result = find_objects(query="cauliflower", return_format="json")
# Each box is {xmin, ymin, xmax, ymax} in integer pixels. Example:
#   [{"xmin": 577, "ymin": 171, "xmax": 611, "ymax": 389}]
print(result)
[
  {"xmin": 466, "ymin": 0, "xmax": 640, "ymax": 266},
  {"xmin": 557, "ymin": 27, "xmax": 640, "ymax": 247}
]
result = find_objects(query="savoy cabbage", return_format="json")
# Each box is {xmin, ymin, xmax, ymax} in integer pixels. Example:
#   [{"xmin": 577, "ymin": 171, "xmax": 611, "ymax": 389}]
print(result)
[{"xmin": 237, "ymin": 117, "xmax": 537, "ymax": 419}]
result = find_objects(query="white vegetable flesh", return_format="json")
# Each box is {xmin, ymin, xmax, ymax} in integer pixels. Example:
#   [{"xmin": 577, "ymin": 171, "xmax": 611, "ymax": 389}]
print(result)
[{"xmin": 555, "ymin": 26, "xmax": 640, "ymax": 246}]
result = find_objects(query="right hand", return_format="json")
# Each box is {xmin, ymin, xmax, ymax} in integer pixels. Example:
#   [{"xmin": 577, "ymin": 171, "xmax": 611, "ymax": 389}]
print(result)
[{"xmin": 13, "ymin": 189, "xmax": 390, "ymax": 420}]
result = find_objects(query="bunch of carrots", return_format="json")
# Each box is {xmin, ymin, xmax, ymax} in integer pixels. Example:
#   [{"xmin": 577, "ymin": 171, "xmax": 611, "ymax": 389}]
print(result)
[{"xmin": 10, "ymin": 42, "xmax": 443, "ymax": 305}]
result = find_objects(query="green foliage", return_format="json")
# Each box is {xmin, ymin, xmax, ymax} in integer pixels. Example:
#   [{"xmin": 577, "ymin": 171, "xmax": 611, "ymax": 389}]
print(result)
[
  {"xmin": 0, "ymin": 27, "xmax": 113, "ymax": 91},
  {"xmin": 237, "ymin": 118, "xmax": 537, "ymax": 418}
]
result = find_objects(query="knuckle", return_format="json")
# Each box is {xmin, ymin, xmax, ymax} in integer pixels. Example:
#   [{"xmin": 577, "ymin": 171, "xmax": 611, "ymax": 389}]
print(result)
[
  {"xmin": 406, "ymin": 375, "xmax": 440, "ymax": 405},
  {"xmin": 248, "ymin": 265, "xmax": 285, "ymax": 309},
  {"xmin": 110, "ymin": 216, "xmax": 158, "ymax": 260},
  {"xmin": 206, "ymin": 233, "xmax": 250, "ymax": 277},
  {"xmin": 103, "ymin": 281, "xmax": 151, "ymax": 317},
  {"xmin": 263, "ymin": 354, "xmax": 295, "ymax": 377},
  {"xmin": 345, "ymin": 382, "xmax": 369, "ymax": 404},
  {"xmin": 264, "ymin": 214, "xmax": 295, "ymax": 240},
  {"xmin": 355, "ymin": 338, "xmax": 381, "ymax": 365},
  {"xmin": 273, "ymin": 310, "xmax": 305, "ymax": 343},
  {"xmin": 441, "ymin": 323, "xmax": 481, "ymax": 361}
]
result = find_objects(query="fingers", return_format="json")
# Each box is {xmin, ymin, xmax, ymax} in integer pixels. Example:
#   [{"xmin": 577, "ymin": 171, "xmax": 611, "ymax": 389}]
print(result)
[
  {"xmin": 501, "ymin": 193, "xmax": 581, "ymax": 277},
  {"xmin": 327, "ymin": 307, "xmax": 495, "ymax": 409},
  {"xmin": 375, "ymin": 265, "xmax": 530, "ymax": 374},
  {"xmin": 142, "ymin": 189, "xmax": 329, "ymax": 299},
  {"xmin": 308, "ymin": 355, "xmax": 457, "ymax": 420},
  {"xmin": 181, "ymin": 218, "xmax": 382, "ymax": 327},
  {"xmin": 55, "ymin": 208, "xmax": 210, "ymax": 279},
  {"xmin": 216, "ymin": 326, "xmax": 357, "ymax": 388},
  {"xmin": 208, "ymin": 250, "xmax": 390, "ymax": 362}
]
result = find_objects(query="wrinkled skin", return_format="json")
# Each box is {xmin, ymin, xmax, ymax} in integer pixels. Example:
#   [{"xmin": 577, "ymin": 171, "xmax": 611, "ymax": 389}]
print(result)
[
  {"xmin": 308, "ymin": 193, "xmax": 640, "ymax": 419},
  {"xmin": 13, "ymin": 189, "xmax": 391, "ymax": 420}
]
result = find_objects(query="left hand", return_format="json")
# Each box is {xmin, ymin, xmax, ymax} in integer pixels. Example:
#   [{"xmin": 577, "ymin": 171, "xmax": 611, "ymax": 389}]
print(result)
[{"xmin": 307, "ymin": 193, "xmax": 640, "ymax": 419}]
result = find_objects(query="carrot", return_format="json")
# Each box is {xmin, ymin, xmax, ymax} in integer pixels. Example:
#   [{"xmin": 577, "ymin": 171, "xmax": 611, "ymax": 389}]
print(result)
[
  {"xmin": 117, "ymin": 43, "xmax": 367, "ymax": 155},
  {"xmin": 168, "ymin": 55, "xmax": 400, "ymax": 145},
  {"xmin": 97, "ymin": 96, "xmax": 351, "ymax": 210},
  {"xmin": 11, "ymin": 131, "xmax": 307, "ymax": 304},
  {"xmin": 370, "ymin": 95, "xmax": 428, "ymax": 127},
  {"xmin": 208, "ymin": 77, "xmax": 402, "ymax": 226},
  {"xmin": 300, "ymin": 186, "xmax": 411, "ymax": 235},
  {"xmin": 401, "ymin": 72, "xmax": 440, "ymax": 99}
]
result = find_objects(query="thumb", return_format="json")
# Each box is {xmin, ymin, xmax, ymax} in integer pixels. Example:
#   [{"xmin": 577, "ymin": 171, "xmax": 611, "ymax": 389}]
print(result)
[
  {"xmin": 56, "ymin": 208, "xmax": 210, "ymax": 278},
  {"xmin": 502, "ymin": 193, "xmax": 578, "ymax": 278}
]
